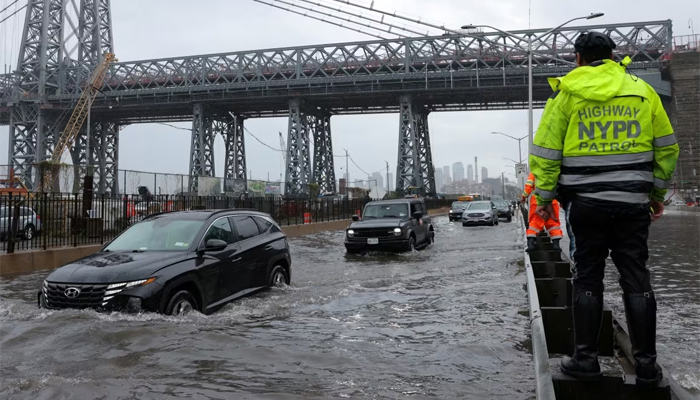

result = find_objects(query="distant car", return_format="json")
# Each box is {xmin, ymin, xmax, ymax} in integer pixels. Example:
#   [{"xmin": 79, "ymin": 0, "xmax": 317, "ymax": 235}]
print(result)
[
  {"xmin": 345, "ymin": 198, "xmax": 434, "ymax": 254},
  {"xmin": 462, "ymin": 201, "xmax": 499, "ymax": 226},
  {"xmin": 494, "ymin": 201, "xmax": 513, "ymax": 222},
  {"xmin": 38, "ymin": 210, "xmax": 291, "ymax": 315},
  {"xmin": 0, "ymin": 206, "xmax": 41, "ymax": 241},
  {"xmin": 449, "ymin": 201, "xmax": 468, "ymax": 221}
]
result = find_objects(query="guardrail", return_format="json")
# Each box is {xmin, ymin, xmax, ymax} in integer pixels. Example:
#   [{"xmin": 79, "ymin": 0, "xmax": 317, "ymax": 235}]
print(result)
[
  {"xmin": 0, "ymin": 194, "xmax": 451, "ymax": 254},
  {"xmin": 519, "ymin": 207, "xmax": 557, "ymax": 400}
]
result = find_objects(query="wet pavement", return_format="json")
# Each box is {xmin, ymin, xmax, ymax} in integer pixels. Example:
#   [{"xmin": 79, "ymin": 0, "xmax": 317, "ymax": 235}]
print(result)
[
  {"xmin": 602, "ymin": 209, "xmax": 700, "ymax": 394},
  {"xmin": 0, "ymin": 212, "xmax": 697, "ymax": 399}
]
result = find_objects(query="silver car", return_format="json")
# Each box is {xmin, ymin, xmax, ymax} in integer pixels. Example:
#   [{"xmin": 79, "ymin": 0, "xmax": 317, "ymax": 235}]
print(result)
[
  {"xmin": 0, "ymin": 206, "xmax": 41, "ymax": 240},
  {"xmin": 461, "ymin": 201, "xmax": 499, "ymax": 227}
]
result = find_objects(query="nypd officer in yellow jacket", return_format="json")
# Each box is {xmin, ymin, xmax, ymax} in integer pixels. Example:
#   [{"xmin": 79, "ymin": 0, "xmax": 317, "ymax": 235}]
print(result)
[{"xmin": 529, "ymin": 32, "xmax": 679, "ymax": 385}]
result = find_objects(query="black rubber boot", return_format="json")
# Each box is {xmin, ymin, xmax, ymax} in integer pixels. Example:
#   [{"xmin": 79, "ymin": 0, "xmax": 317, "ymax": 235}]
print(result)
[
  {"xmin": 552, "ymin": 238, "xmax": 561, "ymax": 251},
  {"xmin": 561, "ymin": 289, "xmax": 604, "ymax": 381},
  {"xmin": 526, "ymin": 237, "xmax": 537, "ymax": 252},
  {"xmin": 624, "ymin": 292, "xmax": 663, "ymax": 386}
]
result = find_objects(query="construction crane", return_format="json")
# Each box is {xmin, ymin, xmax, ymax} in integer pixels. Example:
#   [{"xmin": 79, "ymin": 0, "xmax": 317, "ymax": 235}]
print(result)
[{"xmin": 41, "ymin": 52, "xmax": 117, "ymax": 192}]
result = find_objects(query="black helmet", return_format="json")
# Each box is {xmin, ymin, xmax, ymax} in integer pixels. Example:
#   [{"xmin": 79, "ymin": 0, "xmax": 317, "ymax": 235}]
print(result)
[{"xmin": 574, "ymin": 31, "xmax": 616, "ymax": 53}]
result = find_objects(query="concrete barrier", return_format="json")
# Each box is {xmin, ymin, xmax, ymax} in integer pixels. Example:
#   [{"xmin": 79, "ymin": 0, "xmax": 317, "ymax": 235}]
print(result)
[{"xmin": 0, "ymin": 209, "xmax": 450, "ymax": 277}]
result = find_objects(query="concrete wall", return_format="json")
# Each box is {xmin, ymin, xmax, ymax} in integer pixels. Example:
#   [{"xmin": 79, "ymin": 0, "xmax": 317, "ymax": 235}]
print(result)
[
  {"xmin": 0, "ymin": 208, "xmax": 449, "ymax": 277},
  {"xmin": 666, "ymin": 51, "xmax": 700, "ymax": 196}
]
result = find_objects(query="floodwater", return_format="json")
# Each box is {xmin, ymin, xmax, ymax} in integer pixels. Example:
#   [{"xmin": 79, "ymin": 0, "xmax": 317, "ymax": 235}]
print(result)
[
  {"xmin": 602, "ymin": 209, "xmax": 700, "ymax": 394},
  {"xmin": 0, "ymin": 212, "xmax": 697, "ymax": 399},
  {"xmin": 0, "ymin": 216, "xmax": 534, "ymax": 399}
]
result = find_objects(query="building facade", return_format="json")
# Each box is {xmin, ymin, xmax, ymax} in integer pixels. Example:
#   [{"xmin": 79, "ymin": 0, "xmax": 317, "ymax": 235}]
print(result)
[{"xmin": 453, "ymin": 162, "xmax": 465, "ymax": 182}]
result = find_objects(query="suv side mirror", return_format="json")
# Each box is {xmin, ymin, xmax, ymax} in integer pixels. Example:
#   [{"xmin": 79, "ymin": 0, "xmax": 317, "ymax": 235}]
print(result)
[
  {"xmin": 412, "ymin": 211, "xmax": 423, "ymax": 219},
  {"xmin": 204, "ymin": 239, "xmax": 227, "ymax": 252},
  {"xmin": 352, "ymin": 215, "xmax": 360, "ymax": 221}
]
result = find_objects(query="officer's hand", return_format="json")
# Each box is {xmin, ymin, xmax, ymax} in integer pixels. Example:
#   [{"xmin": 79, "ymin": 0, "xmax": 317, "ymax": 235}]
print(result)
[
  {"xmin": 536, "ymin": 204, "xmax": 558, "ymax": 222},
  {"xmin": 651, "ymin": 200, "xmax": 664, "ymax": 221}
]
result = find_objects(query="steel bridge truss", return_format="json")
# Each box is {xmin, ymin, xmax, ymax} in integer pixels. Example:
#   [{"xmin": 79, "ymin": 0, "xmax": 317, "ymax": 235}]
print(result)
[
  {"xmin": 4, "ymin": 0, "xmax": 114, "ymax": 190},
  {"xmin": 49, "ymin": 20, "xmax": 671, "ymax": 99},
  {"xmin": 0, "ymin": 11, "xmax": 672, "ymax": 195},
  {"xmin": 396, "ymin": 96, "xmax": 435, "ymax": 195}
]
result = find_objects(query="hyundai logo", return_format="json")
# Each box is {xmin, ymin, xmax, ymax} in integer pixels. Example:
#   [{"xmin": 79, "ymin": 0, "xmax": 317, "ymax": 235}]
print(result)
[{"xmin": 64, "ymin": 287, "xmax": 81, "ymax": 298}]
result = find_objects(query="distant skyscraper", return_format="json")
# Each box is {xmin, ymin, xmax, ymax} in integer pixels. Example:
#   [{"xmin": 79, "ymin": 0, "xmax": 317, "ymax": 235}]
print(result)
[
  {"xmin": 387, "ymin": 173, "xmax": 394, "ymax": 192},
  {"xmin": 453, "ymin": 162, "xmax": 465, "ymax": 182},
  {"xmin": 371, "ymin": 172, "xmax": 384, "ymax": 190},
  {"xmin": 467, "ymin": 164, "xmax": 474, "ymax": 183},
  {"xmin": 482, "ymin": 167, "xmax": 489, "ymax": 181},
  {"xmin": 435, "ymin": 169, "xmax": 444, "ymax": 192},
  {"xmin": 443, "ymin": 166, "xmax": 452, "ymax": 185}
]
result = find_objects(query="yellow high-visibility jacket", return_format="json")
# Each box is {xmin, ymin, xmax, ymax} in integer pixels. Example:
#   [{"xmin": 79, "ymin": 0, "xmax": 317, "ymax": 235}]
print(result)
[{"xmin": 529, "ymin": 56, "xmax": 679, "ymax": 206}]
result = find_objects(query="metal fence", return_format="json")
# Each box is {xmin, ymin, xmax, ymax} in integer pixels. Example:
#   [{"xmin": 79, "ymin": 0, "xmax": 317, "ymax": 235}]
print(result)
[{"xmin": 0, "ymin": 194, "xmax": 450, "ymax": 253}]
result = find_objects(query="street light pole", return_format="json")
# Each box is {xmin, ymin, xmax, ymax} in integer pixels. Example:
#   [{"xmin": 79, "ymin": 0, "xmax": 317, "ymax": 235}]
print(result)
[{"xmin": 463, "ymin": 13, "xmax": 604, "ymax": 151}]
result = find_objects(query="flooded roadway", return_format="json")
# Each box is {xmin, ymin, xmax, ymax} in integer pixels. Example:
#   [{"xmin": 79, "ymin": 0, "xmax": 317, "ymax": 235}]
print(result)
[
  {"xmin": 0, "ymin": 213, "xmax": 697, "ymax": 399},
  {"xmin": 1, "ymin": 216, "xmax": 533, "ymax": 399}
]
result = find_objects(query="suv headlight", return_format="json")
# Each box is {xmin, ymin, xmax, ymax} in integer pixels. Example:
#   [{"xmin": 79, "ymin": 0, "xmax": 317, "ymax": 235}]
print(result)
[
  {"xmin": 347, "ymin": 229, "xmax": 355, "ymax": 237},
  {"xmin": 393, "ymin": 228, "xmax": 402, "ymax": 236}
]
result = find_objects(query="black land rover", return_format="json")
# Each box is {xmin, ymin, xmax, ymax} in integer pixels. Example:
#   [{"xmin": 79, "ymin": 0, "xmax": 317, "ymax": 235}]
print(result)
[
  {"xmin": 344, "ymin": 199, "xmax": 434, "ymax": 254},
  {"xmin": 38, "ymin": 210, "xmax": 291, "ymax": 315}
]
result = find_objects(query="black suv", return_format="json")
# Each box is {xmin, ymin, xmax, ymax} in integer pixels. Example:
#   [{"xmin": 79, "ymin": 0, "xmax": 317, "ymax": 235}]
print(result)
[
  {"xmin": 38, "ymin": 210, "xmax": 291, "ymax": 315},
  {"xmin": 344, "ymin": 199, "xmax": 434, "ymax": 254}
]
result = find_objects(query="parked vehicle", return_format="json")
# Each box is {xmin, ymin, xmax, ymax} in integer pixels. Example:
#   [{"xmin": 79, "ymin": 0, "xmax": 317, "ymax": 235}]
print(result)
[
  {"xmin": 0, "ymin": 206, "xmax": 41, "ymax": 241},
  {"xmin": 462, "ymin": 201, "xmax": 499, "ymax": 226},
  {"xmin": 494, "ymin": 201, "xmax": 513, "ymax": 222},
  {"xmin": 449, "ymin": 201, "xmax": 468, "ymax": 221},
  {"xmin": 38, "ymin": 209, "xmax": 291, "ymax": 315},
  {"xmin": 344, "ymin": 198, "xmax": 434, "ymax": 254}
]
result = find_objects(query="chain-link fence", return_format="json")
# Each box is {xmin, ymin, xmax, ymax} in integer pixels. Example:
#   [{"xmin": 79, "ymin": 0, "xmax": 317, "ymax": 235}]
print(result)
[{"xmin": 0, "ymin": 165, "xmax": 291, "ymax": 197}]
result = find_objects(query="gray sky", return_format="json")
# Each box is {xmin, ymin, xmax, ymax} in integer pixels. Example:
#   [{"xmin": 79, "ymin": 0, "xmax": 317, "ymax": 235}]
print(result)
[{"xmin": 1, "ymin": 0, "xmax": 698, "ymax": 186}]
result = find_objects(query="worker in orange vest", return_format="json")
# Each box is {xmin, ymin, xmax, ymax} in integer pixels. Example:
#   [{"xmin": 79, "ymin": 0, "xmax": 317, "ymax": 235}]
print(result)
[{"xmin": 521, "ymin": 172, "xmax": 563, "ymax": 252}]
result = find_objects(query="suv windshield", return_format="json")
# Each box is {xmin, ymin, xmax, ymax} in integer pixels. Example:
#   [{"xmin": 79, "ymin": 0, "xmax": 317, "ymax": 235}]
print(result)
[
  {"xmin": 451, "ymin": 202, "xmax": 466, "ymax": 209},
  {"xmin": 363, "ymin": 203, "xmax": 409, "ymax": 219},
  {"xmin": 468, "ymin": 202, "xmax": 491, "ymax": 210},
  {"xmin": 105, "ymin": 217, "xmax": 205, "ymax": 252}
]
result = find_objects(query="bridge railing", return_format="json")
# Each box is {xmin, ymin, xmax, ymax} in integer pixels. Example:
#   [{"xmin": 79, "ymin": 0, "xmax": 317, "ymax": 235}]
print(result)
[
  {"xmin": 673, "ymin": 34, "xmax": 700, "ymax": 52},
  {"xmin": 38, "ymin": 20, "xmax": 670, "ymax": 98}
]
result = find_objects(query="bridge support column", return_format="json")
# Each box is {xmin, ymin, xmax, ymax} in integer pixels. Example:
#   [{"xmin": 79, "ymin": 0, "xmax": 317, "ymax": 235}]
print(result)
[
  {"xmin": 8, "ymin": 105, "xmax": 61, "ymax": 190},
  {"xmin": 395, "ymin": 95, "xmax": 435, "ymax": 196},
  {"xmin": 90, "ymin": 121, "xmax": 119, "ymax": 195},
  {"xmin": 285, "ymin": 99, "xmax": 312, "ymax": 197},
  {"xmin": 222, "ymin": 114, "xmax": 247, "ymax": 188},
  {"xmin": 188, "ymin": 103, "xmax": 216, "ymax": 193},
  {"xmin": 312, "ymin": 111, "xmax": 336, "ymax": 195}
]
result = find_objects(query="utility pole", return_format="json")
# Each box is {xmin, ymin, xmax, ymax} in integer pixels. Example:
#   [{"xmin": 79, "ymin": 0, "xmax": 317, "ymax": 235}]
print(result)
[{"xmin": 385, "ymin": 161, "xmax": 390, "ymax": 192}]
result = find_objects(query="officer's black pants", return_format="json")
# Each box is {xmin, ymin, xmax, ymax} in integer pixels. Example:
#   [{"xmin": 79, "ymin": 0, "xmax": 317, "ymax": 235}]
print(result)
[{"xmin": 566, "ymin": 201, "xmax": 653, "ymax": 295}]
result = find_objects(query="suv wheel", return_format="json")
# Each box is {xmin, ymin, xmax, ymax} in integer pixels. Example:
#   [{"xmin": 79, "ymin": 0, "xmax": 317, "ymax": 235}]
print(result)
[
  {"xmin": 165, "ymin": 290, "xmax": 198, "ymax": 316},
  {"xmin": 23, "ymin": 224, "xmax": 35, "ymax": 240},
  {"xmin": 407, "ymin": 236, "xmax": 416, "ymax": 252},
  {"xmin": 269, "ymin": 265, "xmax": 289, "ymax": 287}
]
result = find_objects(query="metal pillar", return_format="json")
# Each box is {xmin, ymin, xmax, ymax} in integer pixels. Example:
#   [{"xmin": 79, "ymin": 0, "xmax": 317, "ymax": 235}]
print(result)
[
  {"xmin": 10, "ymin": 0, "xmax": 65, "ymax": 189},
  {"xmin": 78, "ymin": 0, "xmax": 114, "ymax": 66},
  {"xmin": 223, "ymin": 114, "xmax": 247, "ymax": 185},
  {"xmin": 86, "ymin": 121, "xmax": 119, "ymax": 195},
  {"xmin": 395, "ymin": 95, "xmax": 435, "ymax": 195},
  {"xmin": 189, "ymin": 103, "xmax": 216, "ymax": 193},
  {"xmin": 285, "ymin": 99, "xmax": 312, "ymax": 197},
  {"xmin": 312, "ymin": 111, "xmax": 336, "ymax": 194}
]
